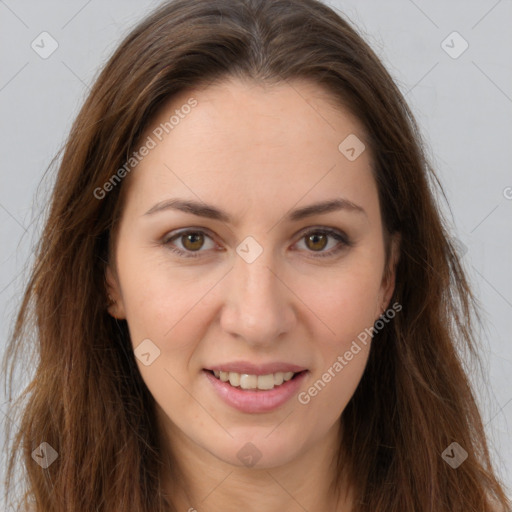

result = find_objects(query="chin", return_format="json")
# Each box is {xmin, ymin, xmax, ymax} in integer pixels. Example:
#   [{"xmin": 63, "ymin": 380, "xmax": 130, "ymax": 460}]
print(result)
[{"xmin": 202, "ymin": 430, "xmax": 309, "ymax": 470}]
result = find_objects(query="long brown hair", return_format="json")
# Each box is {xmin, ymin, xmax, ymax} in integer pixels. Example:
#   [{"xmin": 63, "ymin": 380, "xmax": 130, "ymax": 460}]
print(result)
[{"xmin": 2, "ymin": 0, "xmax": 510, "ymax": 510}]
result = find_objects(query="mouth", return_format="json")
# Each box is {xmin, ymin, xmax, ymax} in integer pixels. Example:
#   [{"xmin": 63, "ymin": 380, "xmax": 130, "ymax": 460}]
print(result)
[
  {"xmin": 205, "ymin": 369, "xmax": 307, "ymax": 391},
  {"xmin": 203, "ymin": 367, "xmax": 309, "ymax": 413}
]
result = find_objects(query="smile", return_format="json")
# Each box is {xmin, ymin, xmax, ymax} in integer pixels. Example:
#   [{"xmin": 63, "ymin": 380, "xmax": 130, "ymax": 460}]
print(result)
[
  {"xmin": 211, "ymin": 370, "xmax": 298, "ymax": 390},
  {"xmin": 203, "ymin": 369, "xmax": 308, "ymax": 413}
]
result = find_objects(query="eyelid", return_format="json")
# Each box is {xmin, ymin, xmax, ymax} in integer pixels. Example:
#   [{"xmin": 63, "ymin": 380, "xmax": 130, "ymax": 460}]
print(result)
[
  {"xmin": 162, "ymin": 227, "xmax": 219, "ymax": 255},
  {"xmin": 162, "ymin": 226, "xmax": 216, "ymax": 243},
  {"xmin": 162, "ymin": 226, "xmax": 352, "ymax": 258},
  {"xmin": 293, "ymin": 226, "xmax": 352, "ymax": 258}
]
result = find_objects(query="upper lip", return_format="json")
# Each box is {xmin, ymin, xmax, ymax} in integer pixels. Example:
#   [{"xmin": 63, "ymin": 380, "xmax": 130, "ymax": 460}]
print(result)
[{"xmin": 205, "ymin": 361, "xmax": 308, "ymax": 375}]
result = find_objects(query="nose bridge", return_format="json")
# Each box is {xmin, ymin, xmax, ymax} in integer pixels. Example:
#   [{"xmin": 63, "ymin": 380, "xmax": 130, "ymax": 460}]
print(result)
[{"xmin": 220, "ymin": 242, "xmax": 294, "ymax": 344}]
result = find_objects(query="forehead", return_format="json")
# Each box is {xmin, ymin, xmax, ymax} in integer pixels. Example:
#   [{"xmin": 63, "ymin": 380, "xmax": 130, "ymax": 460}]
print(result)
[
  {"xmin": 145, "ymin": 76, "xmax": 368, "ymax": 159},
  {"xmin": 121, "ymin": 77, "xmax": 377, "ymax": 222}
]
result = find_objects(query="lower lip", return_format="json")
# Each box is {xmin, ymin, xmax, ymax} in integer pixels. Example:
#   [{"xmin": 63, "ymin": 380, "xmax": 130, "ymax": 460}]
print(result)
[{"xmin": 203, "ymin": 370, "xmax": 308, "ymax": 413}]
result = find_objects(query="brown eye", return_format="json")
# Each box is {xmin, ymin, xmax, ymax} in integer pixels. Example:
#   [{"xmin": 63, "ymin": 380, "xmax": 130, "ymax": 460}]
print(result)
[
  {"xmin": 305, "ymin": 232, "xmax": 328, "ymax": 251},
  {"xmin": 164, "ymin": 227, "xmax": 350, "ymax": 260},
  {"xmin": 163, "ymin": 229, "xmax": 216, "ymax": 258},
  {"xmin": 295, "ymin": 228, "xmax": 352, "ymax": 258},
  {"xmin": 181, "ymin": 232, "xmax": 205, "ymax": 251}
]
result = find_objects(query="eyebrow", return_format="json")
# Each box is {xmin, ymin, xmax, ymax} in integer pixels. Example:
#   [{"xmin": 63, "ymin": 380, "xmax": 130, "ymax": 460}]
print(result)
[{"xmin": 144, "ymin": 197, "xmax": 367, "ymax": 223}]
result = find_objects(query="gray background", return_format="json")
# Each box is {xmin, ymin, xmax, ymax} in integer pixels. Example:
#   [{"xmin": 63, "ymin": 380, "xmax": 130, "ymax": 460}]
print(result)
[{"xmin": 1, "ymin": 0, "xmax": 511, "ymax": 504}]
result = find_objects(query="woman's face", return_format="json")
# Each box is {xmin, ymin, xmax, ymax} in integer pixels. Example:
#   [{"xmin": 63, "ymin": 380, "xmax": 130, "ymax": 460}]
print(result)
[{"xmin": 107, "ymin": 77, "xmax": 399, "ymax": 469}]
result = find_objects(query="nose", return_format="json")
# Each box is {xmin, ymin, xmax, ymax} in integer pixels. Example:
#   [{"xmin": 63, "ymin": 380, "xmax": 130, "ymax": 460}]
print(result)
[{"xmin": 219, "ymin": 247, "xmax": 296, "ymax": 348}]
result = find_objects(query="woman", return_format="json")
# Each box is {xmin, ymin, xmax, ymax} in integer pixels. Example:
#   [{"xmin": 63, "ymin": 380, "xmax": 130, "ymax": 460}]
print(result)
[{"xmin": 2, "ymin": 0, "xmax": 510, "ymax": 510}]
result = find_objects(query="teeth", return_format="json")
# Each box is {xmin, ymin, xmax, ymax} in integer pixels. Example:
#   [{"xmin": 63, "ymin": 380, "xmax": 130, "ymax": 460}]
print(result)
[
  {"xmin": 274, "ymin": 372, "xmax": 284, "ymax": 386},
  {"xmin": 229, "ymin": 372, "xmax": 240, "ymax": 387},
  {"xmin": 211, "ymin": 370, "xmax": 298, "ymax": 390},
  {"xmin": 256, "ymin": 374, "xmax": 274, "ymax": 390}
]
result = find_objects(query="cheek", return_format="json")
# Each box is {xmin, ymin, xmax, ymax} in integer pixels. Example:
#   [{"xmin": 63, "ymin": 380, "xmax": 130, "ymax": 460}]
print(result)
[
  {"xmin": 116, "ymin": 253, "xmax": 211, "ymax": 420},
  {"xmin": 325, "ymin": 346, "xmax": 369, "ymax": 421},
  {"xmin": 297, "ymin": 263, "xmax": 383, "ymax": 347},
  {"xmin": 297, "ymin": 331, "xmax": 371, "ymax": 429},
  {"xmin": 293, "ymin": 258, "xmax": 381, "ymax": 408},
  {"xmin": 116, "ymin": 244, "xmax": 224, "ymax": 361}
]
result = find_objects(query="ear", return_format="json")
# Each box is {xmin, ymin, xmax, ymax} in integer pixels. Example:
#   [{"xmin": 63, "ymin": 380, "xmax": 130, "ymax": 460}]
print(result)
[
  {"xmin": 376, "ymin": 232, "xmax": 401, "ymax": 319},
  {"xmin": 105, "ymin": 265, "xmax": 126, "ymax": 319}
]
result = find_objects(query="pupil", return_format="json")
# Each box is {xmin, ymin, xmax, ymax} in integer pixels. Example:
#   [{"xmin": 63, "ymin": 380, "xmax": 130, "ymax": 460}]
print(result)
[
  {"xmin": 183, "ymin": 233, "xmax": 203, "ymax": 250},
  {"xmin": 308, "ymin": 233, "xmax": 327, "ymax": 251}
]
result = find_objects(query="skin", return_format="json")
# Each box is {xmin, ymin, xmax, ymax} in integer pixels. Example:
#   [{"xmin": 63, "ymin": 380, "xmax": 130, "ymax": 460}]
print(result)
[{"xmin": 106, "ymin": 76, "xmax": 400, "ymax": 511}]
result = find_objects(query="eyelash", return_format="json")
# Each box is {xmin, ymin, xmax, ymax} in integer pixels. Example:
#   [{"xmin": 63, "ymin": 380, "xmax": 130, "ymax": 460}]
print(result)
[{"xmin": 162, "ymin": 227, "xmax": 353, "ymax": 259}]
